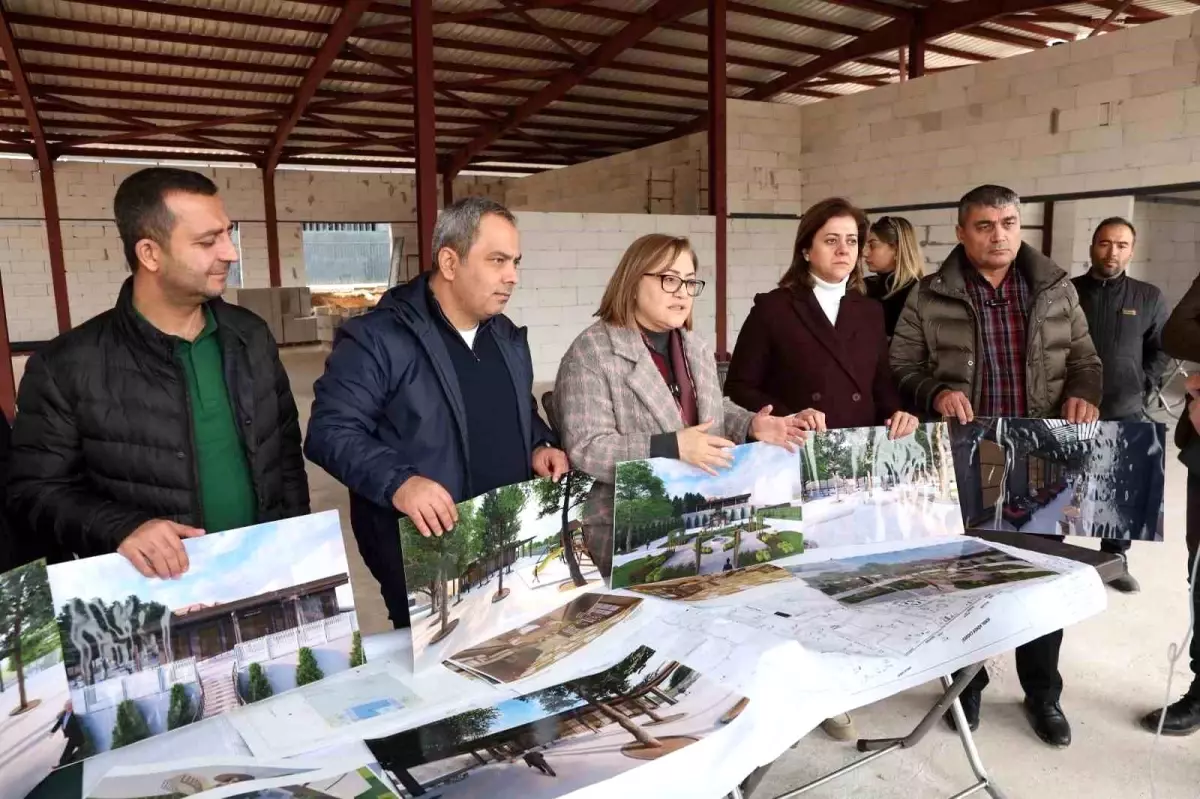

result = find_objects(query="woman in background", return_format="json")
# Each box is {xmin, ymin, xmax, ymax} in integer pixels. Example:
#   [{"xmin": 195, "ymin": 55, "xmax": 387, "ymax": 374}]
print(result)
[
  {"xmin": 554, "ymin": 234, "xmax": 805, "ymax": 579},
  {"xmin": 863, "ymin": 215, "xmax": 924, "ymax": 338}
]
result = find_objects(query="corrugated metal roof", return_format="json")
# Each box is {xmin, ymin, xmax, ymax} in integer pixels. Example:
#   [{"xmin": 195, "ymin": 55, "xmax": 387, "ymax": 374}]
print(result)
[{"xmin": 0, "ymin": 0, "xmax": 1189, "ymax": 171}]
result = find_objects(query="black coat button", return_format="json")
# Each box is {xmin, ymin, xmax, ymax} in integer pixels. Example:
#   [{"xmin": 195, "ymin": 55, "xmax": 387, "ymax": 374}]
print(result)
[
  {"xmin": 812, "ymin": 392, "xmax": 821, "ymax": 401},
  {"xmin": 852, "ymin": 393, "xmax": 862, "ymax": 402},
  {"xmin": 176, "ymin": 451, "xmax": 186, "ymax": 459}
]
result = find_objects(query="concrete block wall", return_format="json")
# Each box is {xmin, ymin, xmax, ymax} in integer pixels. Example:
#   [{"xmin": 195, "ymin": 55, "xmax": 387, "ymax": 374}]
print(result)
[
  {"xmin": 727, "ymin": 219, "xmax": 796, "ymax": 347},
  {"xmin": 797, "ymin": 14, "xmax": 1200, "ymax": 208},
  {"xmin": 63, "ymin": 221, "xmax": 127, "ymax": 330},
  {"xmin": 1132, "ymin": 197, "xmax": 1200, "ymax": 308},
  {"xmin": 0, "ymin": 221, "xmax": 57, "ymax": 341},
  {"xmin": 505, "ymin": 134, "xmax": 708, "ymax": 214},
  {"xmin": 728, "ymin": 99, "xmax": 804, "ymax": 215},
  {"xmin": 504, "ymin": 212, "xmax": 716, "ymax": 384},
  {"xmin": 503, "ymin": 99, "xmax": 803, "ymax": 216}
]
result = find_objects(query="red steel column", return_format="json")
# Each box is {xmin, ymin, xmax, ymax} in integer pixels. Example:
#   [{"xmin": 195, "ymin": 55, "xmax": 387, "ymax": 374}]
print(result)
[
  {"xmin": 708, "ymin": 0, "xmax": 728, "ymax": 359},
  {"xmin": 0, "ymin": 269, "xmax": 14, "ymax": 420},
  {"xmin": 908, "ymin": 11, "xmax": 926, "ymax": 79},
  {"xmin": 412, "ymin": 0, "xmax": 439, "ymax": 272},
  {"xmin": 262, "ymin": 164, "xmax": 281, "ymax": 287},
  {"xmin": 38, "ymin": 160, "xmax": 70, "ymax": 332}
]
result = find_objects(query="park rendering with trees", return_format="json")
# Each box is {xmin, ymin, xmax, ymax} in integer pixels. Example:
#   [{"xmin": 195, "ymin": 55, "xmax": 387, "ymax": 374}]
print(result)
[
  {"xmin": 367, "ymin": 646, "xmax": 748, "ymax": 799},
  {"xmin": 403, "ymin": 474, "xmax": 604, "ymax": 672},
  {"xmin": 610, "ymin": 443, "xmax": 806, "ymax": 590}
]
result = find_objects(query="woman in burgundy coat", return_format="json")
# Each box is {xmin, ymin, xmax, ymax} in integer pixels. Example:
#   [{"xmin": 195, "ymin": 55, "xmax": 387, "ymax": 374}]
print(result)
[{"xmin": 727, "ymin": 197, "xmax": 918, "ymax": 438}]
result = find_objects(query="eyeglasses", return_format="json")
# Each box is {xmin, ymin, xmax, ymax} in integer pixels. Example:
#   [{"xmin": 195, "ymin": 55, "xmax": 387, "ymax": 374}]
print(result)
[{"xmin": 644, "ymin": 273, "xmax": 706, "ymax": 297}]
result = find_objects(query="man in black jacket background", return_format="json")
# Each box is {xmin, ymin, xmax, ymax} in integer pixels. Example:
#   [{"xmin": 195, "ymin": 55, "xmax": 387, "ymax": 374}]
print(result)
[
  {"xmin": 1072, "ymin": 217, "xmax": 1169, "ymax": 594},
  {"xmin": 8, "ymin": 167, "xmax": 309, "ymax": 578},
  {"xmin": 305, "ymin": 197, "xmax": 566, "ymax": 629}
]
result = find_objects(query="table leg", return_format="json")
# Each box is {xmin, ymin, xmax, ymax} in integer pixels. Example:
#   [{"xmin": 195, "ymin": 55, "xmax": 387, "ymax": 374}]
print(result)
[
  {"xmin": 752, "ymin": 662, "xmax": 1008, "ymax": 799},
  {"xmin": 857, "ymin": 663, "xmax": 984, "ymax": 752}
]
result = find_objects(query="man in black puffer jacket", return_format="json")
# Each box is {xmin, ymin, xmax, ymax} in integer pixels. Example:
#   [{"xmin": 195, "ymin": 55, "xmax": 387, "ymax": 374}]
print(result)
[
  {"xmin": 8, "ymin": 167, "xmax": 309, "ymax": 578},
  {"xmin": 1072, "ymin": 216, "xmax": 1169, "ymax": 594}
]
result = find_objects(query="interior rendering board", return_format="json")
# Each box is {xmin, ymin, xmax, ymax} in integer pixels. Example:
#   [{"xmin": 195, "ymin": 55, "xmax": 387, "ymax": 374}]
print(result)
[
  {"xmin": 401, "ymin": 473, "xmax": 604, "ymax": 673},
  {"xmin": 45, "ymin": 510, "xmax": 357, "ymax": 757},
  {"xmin": 365, "ymin": 645, "xmax": 749, "ymax": 799},
  {"xmin": 949, "ymin": 418, "xmax": 1166, "ymax": 541}
]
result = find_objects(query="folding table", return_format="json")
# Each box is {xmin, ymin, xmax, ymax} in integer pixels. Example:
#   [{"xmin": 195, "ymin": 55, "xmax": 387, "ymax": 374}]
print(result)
[{"xmin": 730, "ymin": 533, "xmax": 1124, "ymax": 799}]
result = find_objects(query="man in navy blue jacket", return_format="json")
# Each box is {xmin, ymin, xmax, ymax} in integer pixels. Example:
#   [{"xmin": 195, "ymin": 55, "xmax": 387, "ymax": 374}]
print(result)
[{"xmin": 305, "ymin": 197, "xmax": 567, "ymax": 628}]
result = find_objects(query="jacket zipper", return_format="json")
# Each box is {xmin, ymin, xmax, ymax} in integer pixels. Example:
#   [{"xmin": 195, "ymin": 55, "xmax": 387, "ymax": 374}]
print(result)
[{"xmin": 176, "ymin": 353, "xmax": 206, "ymax": 531}]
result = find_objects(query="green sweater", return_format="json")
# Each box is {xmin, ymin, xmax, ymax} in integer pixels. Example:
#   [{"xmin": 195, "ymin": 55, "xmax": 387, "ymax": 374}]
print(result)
[{"xmin": 171, "ymin": 307, "xmax": 257, "ymax": 533}]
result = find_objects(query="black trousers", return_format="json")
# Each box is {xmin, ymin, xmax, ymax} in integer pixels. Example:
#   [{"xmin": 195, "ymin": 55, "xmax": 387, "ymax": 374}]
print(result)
[
  {"xmin": 964, "ymin": 629, "xmax": 1064, "ymax": 705},
  {"xmin": 962, "ymin": 533, "xmax": 1065, "ymax": 705},
  {"xmin": 1187, "ymin": 471, "xmax": 1200, "ymax": 680}
]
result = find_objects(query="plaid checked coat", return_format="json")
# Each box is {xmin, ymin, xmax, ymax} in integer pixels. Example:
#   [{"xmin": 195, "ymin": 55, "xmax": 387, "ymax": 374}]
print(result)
[{"xmin": 554, "ymin": 320, "xmax": 756, "ymax": 577}]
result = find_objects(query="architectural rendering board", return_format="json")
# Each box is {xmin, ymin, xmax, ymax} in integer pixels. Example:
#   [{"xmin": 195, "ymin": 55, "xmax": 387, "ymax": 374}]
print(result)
[
  {"xmin": 226, "ymin": 667, "xmax": 423, "ymax": 759},
  {"xmin": 949, "ymin": 418, "xmax": 1167, "ymax": 541},
  {"xmin": 798, "ymin": 423, "xmax": 964, "ymax": 549},
  {"xmin": 401, "ymin": 473, "xmax": 603, "ymax": 673},
  {"xmin": 84, "ymin": 757, "xmax": 319, "ymax": 798},
  {"xmin": 45, "ymin": 510, "xmax": 358, "ymax": 757},
  {"xmin": 445, "ymin": 592, "xmax": 643, "ymax": 685},
  {"xmin": 365, "ymin": 645, "xmax": 749, "ymax": 799},
  {"xmin": 627, "ymin": 563, "xmax": 794, "ymax": 602},
  {"xmin": 610, "ymin": 425, "xmax": 962, "ymax": 591},
  {"xmin": 788, "ymin": 539, "xmax": 1057, "ymax": 607},
  {"xmin": 0, "ymin": 559, "xmax": 73, "ymax": 799},
  {"xmin": 610, "ymin": 442, "xmax": 804, "ymax": 590},
  {"xmin": 189, "ymin": 760, "xmax": 400, "ymax": 799}
]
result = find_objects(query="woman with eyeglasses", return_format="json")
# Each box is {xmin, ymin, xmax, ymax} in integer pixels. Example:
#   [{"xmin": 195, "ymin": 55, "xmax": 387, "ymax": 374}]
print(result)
[
  {"xmin": 864, "ymin": 215, "xmax": 925, "ymax": 338},
  {"xmin": 554, "ymin": 234, "xmax": 806, "ymax": 579}
]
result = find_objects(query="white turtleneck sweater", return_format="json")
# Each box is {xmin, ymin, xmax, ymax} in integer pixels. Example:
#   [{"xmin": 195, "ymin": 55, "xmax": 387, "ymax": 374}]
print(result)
[{"xmin": 812, "ymin": 273, "xmax": 849, "ymax": 326}]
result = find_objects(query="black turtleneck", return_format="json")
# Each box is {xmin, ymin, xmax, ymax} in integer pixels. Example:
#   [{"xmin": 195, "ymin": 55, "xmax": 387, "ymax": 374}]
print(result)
[{"xmin": 641, "ymin": 328, "xmax": 681, "ymax": 460}]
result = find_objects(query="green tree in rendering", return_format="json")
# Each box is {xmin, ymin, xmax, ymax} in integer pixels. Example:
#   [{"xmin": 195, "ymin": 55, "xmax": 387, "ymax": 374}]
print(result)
[
  {"xmin": 167, "ymin": 683, "xmax": 194, "ymax": 730},
  {"xmin": 0, "ymin": 560, "xmax": 54, "ymax": 715},
  {"xmin": 111, "ymin": 699, "xmax": 150, "ymax": 749},
  {"xmin": 527, "ymin": 645, "xmax": 662, "ymax": 747},
  {"xmin": 247, "ymin": 662, "xmax": 273, "ymax": 702},
  {"xmin": 479, "ymin": 484, "xmax": 527, "ymax": 602},
  {"xmin": 418, "ymin": 706, "xmax": 503, "ymax": 759},
  {"xmin": 614, "ymin": 461, "xmax": 673, "ymax": 555},
  {"xmin": 295, "ymin": 647, "xmax": 324, "ymax": 686},
  {"xmin": 533, "ymin": 470, "xmax": 595, "ymax": 587},
  {"xmin": 403, "ymin": 497, "xmax": 481, "ymax": 638},
  {"xmin": 349, "ymin": 631, "xmax": 366, "ymax": 668}
]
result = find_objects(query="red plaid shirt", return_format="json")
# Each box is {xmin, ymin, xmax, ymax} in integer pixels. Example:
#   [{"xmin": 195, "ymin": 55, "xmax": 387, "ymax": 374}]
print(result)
[{"xmin": 962, "ymin": 264, "xmax": 1031, "ymax": 417}]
